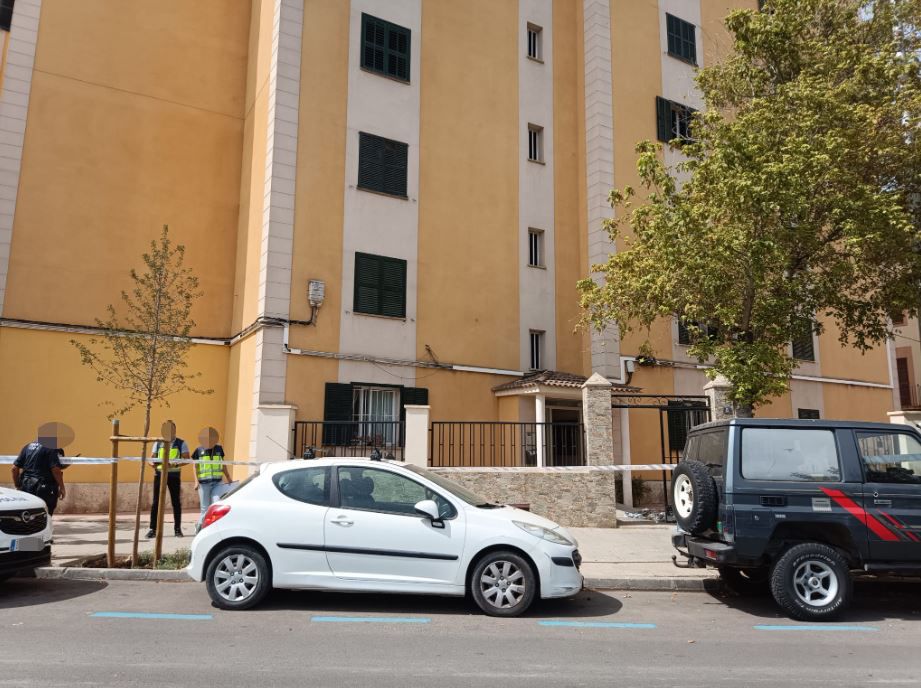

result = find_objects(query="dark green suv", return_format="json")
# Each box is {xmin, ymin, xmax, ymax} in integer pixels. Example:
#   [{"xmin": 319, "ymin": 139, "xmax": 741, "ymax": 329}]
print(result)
[{"xmin": 671, "ymin": 419, "xmax": 921, "ymax": 620}]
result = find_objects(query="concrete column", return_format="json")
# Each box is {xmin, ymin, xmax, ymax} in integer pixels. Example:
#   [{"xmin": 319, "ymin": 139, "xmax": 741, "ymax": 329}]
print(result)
[
  {"xmin": 404, "ymin": 405, "xmax": 430, "ymax": 468},
  {"xmin": 535, "ymin": 393, "xmax": 546, "ymax": 468},
  {"xmin": 252, "ymin": 404, "xmax": 298, "ymax": 465},
  {"xmin": 619, "ymin": 407, "xmax": 633, "ymax": 509},
  {"xmin": 704, "ymin": 375, "xmax": 734, "ymax": 420},
  {"xmin": 582, "ymin": 373, "xmax": 614, "ymax": 466},
  {"xmin": 887, "ymin": 410, "xmax": 921, "ymax": 427}
]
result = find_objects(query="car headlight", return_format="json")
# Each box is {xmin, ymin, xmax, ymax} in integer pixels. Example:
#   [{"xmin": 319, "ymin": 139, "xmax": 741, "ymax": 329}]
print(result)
[{"xmin": 513, "ymin": 521, "xmax": 575, "ymax": 546}]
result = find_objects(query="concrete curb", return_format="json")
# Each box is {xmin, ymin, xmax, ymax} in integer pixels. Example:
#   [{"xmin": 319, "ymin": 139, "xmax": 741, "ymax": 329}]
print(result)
[
  {"xmin": 36, "ymin": 567, "xmax": 192, "ymax": 582},
  {"xmin": 584, "ymin": 576, "xmax": 720, "ymax": 592}
]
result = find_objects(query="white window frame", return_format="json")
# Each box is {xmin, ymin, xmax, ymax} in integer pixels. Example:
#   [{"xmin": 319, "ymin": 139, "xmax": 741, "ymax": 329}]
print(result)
[
  {"xmin": 528, "ymin": 124, "xmax": 544, "ymax": 163},
  {"xmin": 529, "ymin": 330, "xmax": 545, "ymax": 370},
  {"xmin": 353, "ymin": 386, "xmax": 400, "ymax": 445},
  {"xmin": 527, "ymin": 23, "xmax": 543, "ymax": 61},
  {"xmin": 528, "ymin": 228, "xmax": 544, "ymax": 268}
]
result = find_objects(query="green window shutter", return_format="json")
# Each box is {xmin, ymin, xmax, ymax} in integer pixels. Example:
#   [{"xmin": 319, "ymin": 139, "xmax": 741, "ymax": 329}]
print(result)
[
  {"xmin": 354, "ymin": 253, "xmax": 406, "ymax": 318},
  {"xmin": 656, "ymin": 97, "xmax": 672, "ymax": 142},
  {"xmin": 677, "ymin": 319, "xmax": 691, "ymax": 345},
  {"xmin": 401, "ymin": 387, "xmax": 429, "ymax": 407},
  {"xmin": 360, "ymin": 13, "xmax": 410, "ymax": 82},
  {"xmin": 387, "ymin": 25, "xmax": 411, "ymax": 81},
  {"xmin": 323, "ymin": 383, "xmax": 354, "ymax": 445},
  {"xmin": 361, "ymin": 14, "xmax": 386, "ymax": 73},
  {"xmin": 666, "ymin": 14, "xmax": 678, "ymax": 56},
  {"xmin": 358, "ymin": 132, "xmax": 408, "ymax": 197},
  {"xmin": 379, "ymin": 256, "xmax": 407, "ymax": 318}
]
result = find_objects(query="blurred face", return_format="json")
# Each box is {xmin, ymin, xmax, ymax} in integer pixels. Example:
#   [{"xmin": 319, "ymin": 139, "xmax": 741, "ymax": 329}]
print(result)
[
  {"xmin": 198, "ymin": 427, "xmax": 220, "ymax": 449},
  {"xmin": 37, "ymin": 421, "xmax": 74, "ymax": 450}
]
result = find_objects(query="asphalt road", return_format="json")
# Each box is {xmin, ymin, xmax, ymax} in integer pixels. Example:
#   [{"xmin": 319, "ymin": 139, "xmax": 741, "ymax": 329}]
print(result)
[{"xmin": 1, "ymin": 578, "xmax": 920, "ymax": 688}]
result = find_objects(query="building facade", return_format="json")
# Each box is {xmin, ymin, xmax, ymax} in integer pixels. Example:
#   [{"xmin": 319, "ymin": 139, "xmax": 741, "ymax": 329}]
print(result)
[{"xmin": 0, "ymin": 0, "xmax": 900, "ymax": 507}]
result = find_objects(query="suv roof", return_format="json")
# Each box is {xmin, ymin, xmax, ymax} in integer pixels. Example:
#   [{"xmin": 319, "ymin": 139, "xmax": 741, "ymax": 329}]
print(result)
[{"xmin": 689, "ymin": 418, "xmax": 904, "ymax": 433}]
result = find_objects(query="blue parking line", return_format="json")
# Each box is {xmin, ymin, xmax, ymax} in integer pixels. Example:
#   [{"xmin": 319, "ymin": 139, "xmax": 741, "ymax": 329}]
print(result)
[
  {"xmin": 311, "ymin": 616, "xmax": 431, "ymax": 624},
  {"xmin": 754, "ymin": 624, "xmax": 878, "ymax": 632},
  {"xmin": 539, "ymin": 620, "xmax": 656, "ymax": 629},
  {"xmin": 92, "ymin": 612, "xmax": 213, "ymax": 621}
]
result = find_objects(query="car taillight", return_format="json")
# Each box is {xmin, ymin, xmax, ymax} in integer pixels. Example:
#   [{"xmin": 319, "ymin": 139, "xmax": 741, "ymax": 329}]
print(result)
[{"xmin": 201, "ymin": 504, "xmax": 230, "ymax": 529}]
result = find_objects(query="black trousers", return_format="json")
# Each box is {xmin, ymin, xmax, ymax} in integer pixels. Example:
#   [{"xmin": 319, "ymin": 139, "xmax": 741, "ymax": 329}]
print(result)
[
  {"xmin": 149, "ymin": 471, "xmax": 181, "ymax": 530},
  {"xmin": 20, "ymin": 474, "xmax": 59, "ymax": 515}
]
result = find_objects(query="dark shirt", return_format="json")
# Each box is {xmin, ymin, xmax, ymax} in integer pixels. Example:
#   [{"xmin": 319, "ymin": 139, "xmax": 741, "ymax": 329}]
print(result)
[{"xmin": 14, "ymin": 441, "xmax": 63, "ymax": 479}]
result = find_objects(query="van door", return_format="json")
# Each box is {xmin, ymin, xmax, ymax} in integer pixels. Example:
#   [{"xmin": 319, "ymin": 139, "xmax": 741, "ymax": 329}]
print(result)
[{"xmin": 855, "ymin": 429, "xmax": 921, "ymax": 563}]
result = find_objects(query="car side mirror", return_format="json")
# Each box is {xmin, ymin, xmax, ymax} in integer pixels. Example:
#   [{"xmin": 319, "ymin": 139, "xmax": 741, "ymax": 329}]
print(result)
[{"xmin": 414, "ymin": 499, "xmax": 444, "ymax": 528}]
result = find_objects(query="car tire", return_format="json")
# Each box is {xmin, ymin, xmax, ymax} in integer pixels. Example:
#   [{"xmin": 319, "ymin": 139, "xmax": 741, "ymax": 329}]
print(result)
[
  {"xmin": 718, "ymin": 566, "xmax": 770, "ymax": 596},
  {"xmin": 671, "ymin": 460, "xmax": 718, "ymax": 535},
  {"xmin": 470, "ymin": 551, "xmax": 537, "ymax": 618},
  {"xmin": 204, "ymin": 544, "xmax": 271, "ymax": 611},
  {"xmin": 769, "ymin": 543, "xmax": 852, "ymax": 621}
]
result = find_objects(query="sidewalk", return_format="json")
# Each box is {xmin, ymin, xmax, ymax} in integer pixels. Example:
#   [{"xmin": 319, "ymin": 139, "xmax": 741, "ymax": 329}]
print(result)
[{"xmin": 43, "ymin": 514, "xmax": 718, "ymax": 590}]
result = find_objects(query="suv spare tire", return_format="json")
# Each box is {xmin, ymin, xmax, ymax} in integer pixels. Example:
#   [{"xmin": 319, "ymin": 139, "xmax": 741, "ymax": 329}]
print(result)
[{"xmin": 671, "ymin": 460, "xmax": 718, "ymax": 535}]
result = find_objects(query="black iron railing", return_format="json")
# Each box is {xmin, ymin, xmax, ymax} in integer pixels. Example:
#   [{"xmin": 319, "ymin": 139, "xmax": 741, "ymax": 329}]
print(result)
[
  {"xmin": 293, "ymin": 421, "xmax": 405, "ymax": 460},
  {"xmin": 429, "ymin": 422, "xmax": 585, "ymax": 468}
]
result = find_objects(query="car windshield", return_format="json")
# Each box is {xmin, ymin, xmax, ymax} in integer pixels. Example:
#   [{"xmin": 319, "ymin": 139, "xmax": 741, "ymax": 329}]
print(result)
[{"xmin": 404, "ymin": 465, "xmax": 494, "ymax": 506}]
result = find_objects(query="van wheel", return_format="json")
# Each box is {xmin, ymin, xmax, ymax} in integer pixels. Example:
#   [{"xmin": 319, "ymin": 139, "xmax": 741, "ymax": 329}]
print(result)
[
  {"xmin": 205, "ymin": 544, "xmax": 271, "ymax": 611},
  {"xmin": 470, "ymin": 551, "xmax": 537, "ymax": 617},
  {"xmin": 770, "ymin": 543, "xmax": 852, "ymax": 621},
  {"xmin": 671, "ymin": 461, "xmax": 718, "ymax": 535},
  {"xmin": 718, "ymin": 566, "xmax": 770, "ymax": 595}
]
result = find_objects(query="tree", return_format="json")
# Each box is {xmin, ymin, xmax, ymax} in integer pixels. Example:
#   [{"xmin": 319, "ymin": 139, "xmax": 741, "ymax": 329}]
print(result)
[
  {"xmin": 71, "ymin": 226, "xmax": 209, "ymax": 565},
  {"xmin": 578, "ymin": 0, "xmax": 921, "ymax": 415}
]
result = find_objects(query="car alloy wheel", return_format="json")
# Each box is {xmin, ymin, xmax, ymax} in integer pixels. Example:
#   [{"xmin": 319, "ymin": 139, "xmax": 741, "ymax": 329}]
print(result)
[
  {"xmin": 674, "ymin": 474, "xmax": 694, "ymax": 519},
  {"xmin": 792, "ymin": 559, "xmax": 839, "ymax": 607},
  {"xmin": 213, "ymin": 553, "xmax": 259, "ymax": 603},
  {"xmin": 480, "ymin": 560, "xmax": 526, "ymax": 609}
]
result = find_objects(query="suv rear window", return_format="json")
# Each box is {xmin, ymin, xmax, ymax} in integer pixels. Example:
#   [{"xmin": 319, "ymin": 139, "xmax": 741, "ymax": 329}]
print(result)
[
  {"xmin": 741, "ymin": 428, "xmax": 840, "ymax": 482},
  {"xmin": 684, "ymin": 428, "xmax": 728, "ymax": 476}
]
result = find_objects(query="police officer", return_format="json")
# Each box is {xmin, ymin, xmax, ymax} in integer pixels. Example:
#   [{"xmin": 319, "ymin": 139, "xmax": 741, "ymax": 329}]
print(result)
[
  {"xmin": 192, "ymin": 427, "xmax": 230, "ymax": 533},
  {"xmin": 146, "ymin": 435, "xmax": 190, "ymax": 539},
  {"xmin": 11, "ymin": 436, "xmax": 66, "ymax": 515}
]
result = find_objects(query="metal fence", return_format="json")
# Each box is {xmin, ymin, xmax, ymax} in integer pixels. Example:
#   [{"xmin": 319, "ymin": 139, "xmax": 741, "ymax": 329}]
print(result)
[
  {"xmin": 293, "ymin": 421, "xmax": 405, "ymax": 460},
  {"xmin": 429, "ymin": 422, "xmax": 585, "ymax": 468}
]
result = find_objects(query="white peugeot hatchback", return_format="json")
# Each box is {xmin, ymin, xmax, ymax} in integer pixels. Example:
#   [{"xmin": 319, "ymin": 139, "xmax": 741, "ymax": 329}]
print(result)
[{"xmin": 188, "ymin": 458, "xmax": 582, "ymax": 616}]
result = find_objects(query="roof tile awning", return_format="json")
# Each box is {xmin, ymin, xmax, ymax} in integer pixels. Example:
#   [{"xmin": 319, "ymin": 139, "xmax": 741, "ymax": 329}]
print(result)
[{"xmin": 492, "ymin": 370, "xmax": 640, "ymax": 396}]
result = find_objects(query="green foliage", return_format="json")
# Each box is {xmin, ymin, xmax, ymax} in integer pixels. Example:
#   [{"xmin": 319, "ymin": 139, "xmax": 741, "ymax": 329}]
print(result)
[
  {"xmin": 135, "ymin": 547, "xmax": 191, "ymax": 570},
  {"xmin": 579, "ymin": 0, "xmax": 921, "ymax": 411}
]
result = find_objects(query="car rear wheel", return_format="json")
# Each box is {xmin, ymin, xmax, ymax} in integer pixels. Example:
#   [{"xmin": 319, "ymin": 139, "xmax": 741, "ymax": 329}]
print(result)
[
  {"xmin": 671, "ymin": 460, "xmax": 718, "ymax": 535},
  {"xmin": 718, "ymin": 566, "xmax": 770, "ymax": 596},
  {"xmin": 770, "ymin": 543, "xmax": 852, "ymax": 621},
  {"xmin": 470, "ymin": 551, "xmax": 537, "ymax": 617},
  {"xmin": 205, "ymin": 544, "xmax": 271, "ymax": 611}
]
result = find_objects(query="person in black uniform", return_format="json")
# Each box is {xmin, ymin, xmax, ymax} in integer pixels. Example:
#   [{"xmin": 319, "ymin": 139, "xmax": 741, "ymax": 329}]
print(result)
[{"xmin": 12, "ymin": 438, "xmax": 67, "ymax": 515}]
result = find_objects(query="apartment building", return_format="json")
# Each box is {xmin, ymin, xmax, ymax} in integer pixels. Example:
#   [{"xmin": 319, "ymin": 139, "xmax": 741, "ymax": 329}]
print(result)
[{"xmin": 0, "ymin": 0, "xmax": 899, "ymax": 505}]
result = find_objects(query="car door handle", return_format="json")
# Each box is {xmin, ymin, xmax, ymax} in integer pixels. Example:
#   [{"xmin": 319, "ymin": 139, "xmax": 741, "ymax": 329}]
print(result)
[
  {"xmin": 330, "ymin": 517, "xmax": 354, "ymax": 527},
  {"xmin": 873, "ymin": 499, "xmax": 892, "ymax": 507}
]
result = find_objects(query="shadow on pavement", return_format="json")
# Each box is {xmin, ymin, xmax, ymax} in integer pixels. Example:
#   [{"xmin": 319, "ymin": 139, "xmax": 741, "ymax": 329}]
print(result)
[
  {"xmin": 705, "ymin": 578, "xmax": 921, "ymax": 622},
  {"xmin": 0, "ymin": 577, "xmax": 108, "ymax": 610},
  {"xmin": 244, "ymin": 588, "xmax": 622, "ymax": 619}
]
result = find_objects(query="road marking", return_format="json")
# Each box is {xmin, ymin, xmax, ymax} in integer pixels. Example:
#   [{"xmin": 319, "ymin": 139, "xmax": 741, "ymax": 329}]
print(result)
[
  {"xmin": 92, "ymin": 612, "xmax": 213, "ymax": 621},
  {"xmin": 754, "ymin": 624, "xmax": 878, "ymax": 632},
  {"xmin": 311, "ymin": 616, "xmax": 431, "ymax": 624},
  {"xmin": 538, "ymin": 621, "xmax": 656, "ymax": 629}
]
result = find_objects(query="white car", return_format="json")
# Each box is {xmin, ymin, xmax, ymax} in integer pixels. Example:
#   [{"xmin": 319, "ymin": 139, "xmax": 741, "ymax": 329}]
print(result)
[
  {"xmin": 188, "ymin": 458, "xmax": 583, "ymax": 616},
  {"xmin": 0, "ymin": 486, "xmax": 52, "ymax": 580}
]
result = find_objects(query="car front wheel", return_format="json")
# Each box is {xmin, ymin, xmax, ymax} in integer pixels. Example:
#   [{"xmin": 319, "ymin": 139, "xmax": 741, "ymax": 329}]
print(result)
[
  {"xmin": 769, "ymin": 543, "xmax": 852, "ymax": 621},
  {"xmin": 470, "ymin": 551, "xmax": 537, "ymax": 617},
  {"xmin": 205, "ymin": 544, "xmax": 271, "ymax": 611}
]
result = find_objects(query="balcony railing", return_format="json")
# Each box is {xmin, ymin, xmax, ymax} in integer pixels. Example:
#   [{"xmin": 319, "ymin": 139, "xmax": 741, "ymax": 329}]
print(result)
[
  {"xmin": 293, "ymin": 421, "xmax": 405, "ymax": 460},
  {"xmin": 429, "ymin": 422, "xmax": 585, "ymax": 468}
]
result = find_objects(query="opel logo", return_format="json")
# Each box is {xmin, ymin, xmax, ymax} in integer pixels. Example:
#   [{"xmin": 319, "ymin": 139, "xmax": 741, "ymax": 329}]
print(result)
[{"xmin": 21, "ymin": 511, "xmax": 33, "ymax": 523}]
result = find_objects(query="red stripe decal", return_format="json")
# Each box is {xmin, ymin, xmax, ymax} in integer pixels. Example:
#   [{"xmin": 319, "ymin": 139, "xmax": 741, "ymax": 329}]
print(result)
[
  {"xmin": 820, "ymin": 488, "xmax": 901, "ymax": 542},
  {"xmin": 877, "ymin": 511, "xmax": 909, "ymax": 541}
]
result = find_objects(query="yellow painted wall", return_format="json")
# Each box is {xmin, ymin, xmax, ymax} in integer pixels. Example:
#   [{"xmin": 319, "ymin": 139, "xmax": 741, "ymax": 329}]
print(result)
[
  {"xmin": 0, "ymin": 327, "xmax": 228, "ymax": 483},
  {"xmin": 416, "ymin": 0, "xmax": 519, "ymax": 371},
  {"xmin": 223, "ymin": 334, "xmax": 256, "ymax": 478},
  {"xmin": 823, "ymin": 385, "xmax": 891, "ymax": 422},
  {"xmin": 4, "ymin": 0, "xmax": 249, "ymax": 337},
  {"xmin": 818, "ymin": 322, "xmax": 890, "ymax": 385},
  {"xmin": 700, "ymin": 0, "xmax": 759, "ymax": 69}
]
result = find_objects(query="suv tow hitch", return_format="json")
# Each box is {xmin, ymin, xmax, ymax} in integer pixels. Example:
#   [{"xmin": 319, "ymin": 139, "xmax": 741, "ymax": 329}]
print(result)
[{"xmin": 672, "ymin": 551, "xmax": 707, "ymax": 569}]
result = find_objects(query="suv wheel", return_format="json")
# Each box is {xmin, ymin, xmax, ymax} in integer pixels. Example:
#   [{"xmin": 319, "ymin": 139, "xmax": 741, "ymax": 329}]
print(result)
[
  {"xmin": 470, "ymin": 551, "xmax": 537, "ymax": 618},
  {"xmin": 205, "ymin": 544, "xmax": 271, "ymax": 611},
  {"xmin": 671, "ymin": 461, "xmax": 718, "ymax": 535},
  {"xmin": 718, "ymin": 566, "xmax": 770, "ymax": 596},
  {"xmin": 769, "ymin": 543, "xmax": 852, "ymax": 621}
]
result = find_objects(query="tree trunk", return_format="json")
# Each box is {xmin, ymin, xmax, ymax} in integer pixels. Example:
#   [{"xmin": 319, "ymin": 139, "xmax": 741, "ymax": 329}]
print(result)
[
  {"xmin": 733, "ymin": 402, "xmax": 754, "ymax": 418},
  {"xmin": 130, "ymin": 411, "xmax": 151, "ymax": 567}
]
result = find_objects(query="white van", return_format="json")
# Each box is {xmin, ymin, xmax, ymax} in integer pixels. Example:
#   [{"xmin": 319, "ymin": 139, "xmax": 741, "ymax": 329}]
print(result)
[{"xmin": 0, "ymin": 486, "xmax": 52, "ymax": 580}]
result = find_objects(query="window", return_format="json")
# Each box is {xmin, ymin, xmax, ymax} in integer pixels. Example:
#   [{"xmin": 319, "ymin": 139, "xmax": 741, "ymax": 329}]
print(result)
[
  {"xmin": 528, "ymin": 124, "xmax": 544, "ymax": 162},
  {"xmin": 353, "ymin": 385, "xmax": 399, "ymax": 445},
  {"xmin": 666, "ymin": 14, "xmax": 697, "ymax": 65},
  {"xmin": 338, "ymin": 467, "xmax": 456, "ymax": 518},
  {"xmin": 897, "ymin": 357, "xmax": 914, "ymax": 407},
  {"xmin": 677, "ymin": 319, "xmax": 717, "ymax": 346},
  {"xmin": 797, "ymin": 408, "xmax": 821, "ymax": 420},
  {"xmin": 361, "ymin": 13, "xmax": 411, "ymax": 82},
  {"xmin": 857, "ymin": 431, "xmax": 921, "ymax": 484},
  {"xmin": 741, "ymin": 428, "xmax": 841, "ymax": 482},
  {"xmin": 656, "ymin": 97, "xmax": 696, "ymax": 143},
  {"xmin": 358, "ymin": 132, "xmax": 408, "ymax": 198},
  {"xmin": 528, "ymin": 229, "xmax": 544, "ymax": 267},
  {"xmin": 353, "ymin": 252, "xmax": 407, "ymax": 318},
  {"xmin": 529, "ymin": 330, "xmax": 544, "ymax": 370},
  {"xmin": 273, "ymin": 467, "xmax": 331, "ymax": 506},
  {"xmin": 527, "ymin": 23, "xmax": 543, "ymax": 61},
  {"xmin": 684, "ymin": 428, "xmax": 729, "ymax": 477},
  {"xmin": 666, "ymin": 401, "xmax": 710, "ymax": 456},
  {"xmin": 0, "ymin": 0, "xmax": 13, "ymax": 32},
  {"xmin": 322, "ymin": 382, "xmax": 427, "ymax": 446},
  {"xmin": 791, "ymin": 325, "xmax": 815, "ymax": 362},
  {"xmin": 892, "ymin": 311, "xmax": 906, "ymax": 326}
]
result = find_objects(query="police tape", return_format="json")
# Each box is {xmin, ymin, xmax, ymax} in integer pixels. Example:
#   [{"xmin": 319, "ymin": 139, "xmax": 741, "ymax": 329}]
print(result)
[{"xmin": 0, "ymin": 455, "xmax": 262, "ymax": 466}]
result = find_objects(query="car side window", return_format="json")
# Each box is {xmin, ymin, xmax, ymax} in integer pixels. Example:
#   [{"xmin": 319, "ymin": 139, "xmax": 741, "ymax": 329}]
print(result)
[
  {"xmin": 273, "ymin": 467, "xmax": 331, "ymax": 506},
  {"xmin": 684, "ymin": 429, "xmax": 728, "ymax": 477},
  {"xmin": 741, "ymin": 428, "xmax": 841, "ymax": 481},
  {"xmin": 857, "ymin": 432, "xmax": 921, "ymax": 485},
  {"xmin": 338, "ymin": 467, "xmax": 456, "ymax": 518}
]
